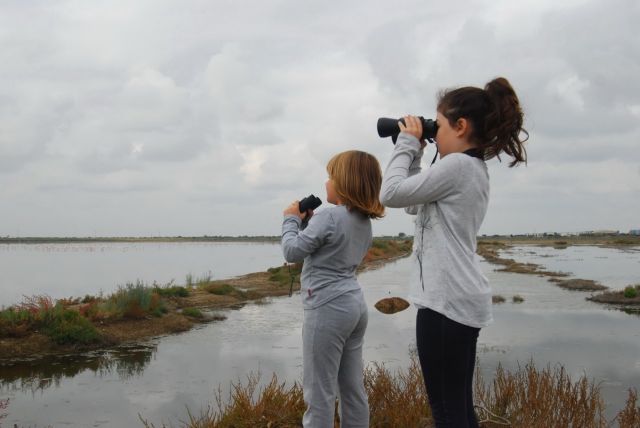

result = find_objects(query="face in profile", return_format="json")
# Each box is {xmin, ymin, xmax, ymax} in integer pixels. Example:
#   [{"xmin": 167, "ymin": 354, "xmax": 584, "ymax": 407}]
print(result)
[{"xmin": 325, "ymin": 178, "xmax": 339, "ymax": 205}]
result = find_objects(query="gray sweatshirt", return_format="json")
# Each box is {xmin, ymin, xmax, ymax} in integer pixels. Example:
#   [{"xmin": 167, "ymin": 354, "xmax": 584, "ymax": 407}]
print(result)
[
  {"xmin": 281, "ymin": 205, "xmax": 372, "ymax": 309},
  {"xmin": 380, "ymin": 133, "xmax": 492, "ymax": 328}
]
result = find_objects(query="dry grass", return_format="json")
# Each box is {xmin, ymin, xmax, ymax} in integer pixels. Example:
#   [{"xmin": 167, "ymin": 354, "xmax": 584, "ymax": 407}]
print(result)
[
  {"xmin": 614, "ymin": 389, "xmax": 640, "ymax": 428},
  {"xmin": 140, "ymin": 355, "xmax": 640, "ymax": 428},
  {"xmin": 475, "ymin": 362, "xmax": 607, "ymax": 427}
]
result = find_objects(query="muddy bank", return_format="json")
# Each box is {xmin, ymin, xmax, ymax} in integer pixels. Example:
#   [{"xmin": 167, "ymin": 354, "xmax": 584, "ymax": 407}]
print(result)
[
  {"xmin": 478, "ymin": 239, "xmax": 640, "ymax": 312},
  {"xmin": 0, "ymin": 239, "xmax": 412, "ymax": 361}
]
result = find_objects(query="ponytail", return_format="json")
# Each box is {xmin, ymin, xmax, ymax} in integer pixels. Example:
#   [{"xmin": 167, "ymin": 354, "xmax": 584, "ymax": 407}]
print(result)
[{"xmin": 437, "ymin": 77, "xmax": 529, "ymax": 167}]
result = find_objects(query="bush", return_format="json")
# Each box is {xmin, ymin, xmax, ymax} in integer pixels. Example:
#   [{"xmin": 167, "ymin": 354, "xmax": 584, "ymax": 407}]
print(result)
[
  {"xmin": 182, "ymin": 307, "xmax": 204, "ymax": 319},
  {"xmin": 206, "ymin": 283, "xmax": 236, "ymax": 296},
  {"xmin": 45, "ymin": 307, "xmax": 101, "ymax": 345},
  {"xmin": 492, "ymin": 295, "xmax": 506, "ymax": 304},
  {"xmin": 624, "ymin": 286, "xmax": 638, "ymax": 299},
  {"xmin": 106, "ymin": 281, "xmax": 167, "ymax": 319},
  {"xmin": 154, "ymin": 285, "xmax": 189, "ymax": 298},
  {"xmin": 513, "ymin": 295, "xmax": 525, "ymax": 303}
]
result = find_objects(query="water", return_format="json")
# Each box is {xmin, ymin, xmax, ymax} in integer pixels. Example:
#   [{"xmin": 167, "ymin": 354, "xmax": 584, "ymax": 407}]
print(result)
[
  {"xmin": 0, "ymin": 242, "xmax": 285, "ymax": 307},
  {"xmin": 1, "ymin": 244, "xmax": 639, "ymax": 426}
]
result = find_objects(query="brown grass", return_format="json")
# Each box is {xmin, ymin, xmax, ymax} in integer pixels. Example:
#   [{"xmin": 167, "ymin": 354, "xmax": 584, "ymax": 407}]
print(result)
[{"xmin": 140, "ymin": 355, "xmax": 640, "ymax": 428}]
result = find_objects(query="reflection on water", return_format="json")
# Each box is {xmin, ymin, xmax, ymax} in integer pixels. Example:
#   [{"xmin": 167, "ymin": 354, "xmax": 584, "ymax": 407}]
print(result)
[
  {"xmin": 0, "ymin": 245, "xmax": 639, "ymax": 426},
  {"xmin": 0, "ymin": 242, "xmax": 284, "ymax": 307},
  {"xmin": 0, "ymin": 344, "xmax": 156, "ymax": 394}
]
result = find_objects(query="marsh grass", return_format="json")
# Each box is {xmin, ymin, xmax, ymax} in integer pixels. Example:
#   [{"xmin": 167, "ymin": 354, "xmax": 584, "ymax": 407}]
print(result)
[
  {"xmin": 614, "ymin": 389, "xmax": 640, "ymax": 427},
  {"xmin": 103, "ymin": 281, "xmax": 167, "ymax": 319},
  {"xmin": 512, "ymin": 295, "xmax": 525, "ymax": 303},
  {"xmin": 267, "ymin": 264, "xmax": 302, "ymax": 287},
  {"xmin": 475, "ymin": 362, "xmax": 607, "ymax": 427},
  {"xmin": 0, "ymin": 295, "xmax": 100, "ymax": 344},
  {"xmin": 140, "ymin": 355, "xmax": 640, "ymax": 428},
  {"xmin": 205, "ymin": 284, "xmax": 236, "ymax": 296},
  {"xmin": 182, "ymin": 307, "xmax": 204, "ymax": 319}
]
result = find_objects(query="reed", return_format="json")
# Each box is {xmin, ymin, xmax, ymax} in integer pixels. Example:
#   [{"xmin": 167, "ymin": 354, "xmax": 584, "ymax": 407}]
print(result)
[
  {"xmin": 614, "ymin": 388, "xmax": 640, "ymax": 428},
  {"xmin": 141, "ymin": 355, "xmax": 640, "ymax": 428}
]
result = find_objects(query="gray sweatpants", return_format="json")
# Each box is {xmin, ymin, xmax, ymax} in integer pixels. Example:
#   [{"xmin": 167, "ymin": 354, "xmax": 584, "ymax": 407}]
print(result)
[{"xmin": 302, "ymin": 289, "xmax": 369, "ymax": 428}]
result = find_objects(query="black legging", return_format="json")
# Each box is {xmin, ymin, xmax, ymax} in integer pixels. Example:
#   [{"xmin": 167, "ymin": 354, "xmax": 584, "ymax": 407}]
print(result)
[{"xmin": 416, "ymin": 307, "xmax": 480, "ymax": 428}]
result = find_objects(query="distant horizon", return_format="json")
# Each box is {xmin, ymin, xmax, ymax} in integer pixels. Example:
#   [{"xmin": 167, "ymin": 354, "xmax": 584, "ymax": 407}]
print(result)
[{"xmin": 1, "ymin": 229, "xmax": 638, "ymax": 241}]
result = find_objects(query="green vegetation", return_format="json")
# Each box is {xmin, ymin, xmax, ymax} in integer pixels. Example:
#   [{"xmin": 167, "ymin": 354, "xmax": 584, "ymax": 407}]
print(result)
[
  {"xmin": 153, "ymin": 284, "xmax": 190, "ymax": 298},
  {"xmin": 104, "ymin": 281, "xmax": 167, "ymax": 319},
  {"xmin": 493, "ymin": 295, "xmax": 506, "ymax": 304},
  {"xmin": 0, "ymin": 295, "xmax": 100, "ymax": 345},
  {"xmin": 182, "ymin": 308, "xmax": 204, "ymax": 319},
  {"xmin": 513, "ymin": 295, "xmax": 525, "ymax": 303},
  {"xmin": 44, "ymin": 308, "xmax": 101, "ymax": 345},
  {"xmin": 624, "ymin": 286, "xmax": 639, "ymax": 299},
  {"xmin": 205, "ymin": 283, "xmax": 236, "ymax": 296},
  {"xmin": 267, "ymin": 264, "xmax": 301, "ymax": 287}
]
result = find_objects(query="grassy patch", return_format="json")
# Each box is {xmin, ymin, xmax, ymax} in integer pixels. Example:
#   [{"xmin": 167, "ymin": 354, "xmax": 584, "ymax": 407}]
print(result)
[
  {"xmin": 182, "ymin": 307, "xmax": 204, "ymax": 319},
  {"xmin": 493, "ymin": 295, "xmax": 506, "ymax": 304},
  {"xmin": 267, "ymin": 264, "xmax": 301, "ymax": 287},
  {"xmin": 205, "ymin": 283, "xmax": 236, "ymax": 296},
  {"xmin": 624, "ymin": 286, "xmax": 638, "ymax": 299},
  {"xmin": 154, "ymin": 285, "xmax": 190, "ymax": 298},
  {"xmin": 103, "ymin": 281, "xmax": 167, "ymax": 319},
  {"xmin": 44, "ymin": 307, "xmax": 101, "ymax": 345},
  {"xmin": 513, "ymin": 295, "xmax": 525, "ymax": 303}
]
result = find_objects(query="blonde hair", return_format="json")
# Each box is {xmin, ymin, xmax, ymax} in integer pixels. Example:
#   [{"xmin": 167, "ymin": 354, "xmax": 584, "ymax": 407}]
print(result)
[{"xmin": 326, "ymin": 150, "xmax": 385, "ymax": 219}]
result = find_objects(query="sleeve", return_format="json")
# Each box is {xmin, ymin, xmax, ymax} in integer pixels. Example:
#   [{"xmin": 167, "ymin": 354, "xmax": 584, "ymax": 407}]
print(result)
[
  {"xmin": 281, "ymin": 209, "xmax": 333, "ymax": 263},
  {"xmin": 380, "ymin": 132, "xmax": 462, "ymax": 208}
]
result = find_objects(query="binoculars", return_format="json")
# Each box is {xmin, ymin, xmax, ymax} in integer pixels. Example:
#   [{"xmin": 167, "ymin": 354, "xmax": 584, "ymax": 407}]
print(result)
[
  {"xmin": 377, "ymin": 117, "xmax": 438, "ymax": 144},
  {"xmin": 299, "ymin": 194, "xmax": 322, "ymax": 213}
]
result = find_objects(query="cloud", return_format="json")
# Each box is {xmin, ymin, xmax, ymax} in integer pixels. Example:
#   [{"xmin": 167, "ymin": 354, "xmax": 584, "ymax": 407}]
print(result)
[{"xmin": 0, "ymin": 0, "xmax": 638, "ymax": 236}]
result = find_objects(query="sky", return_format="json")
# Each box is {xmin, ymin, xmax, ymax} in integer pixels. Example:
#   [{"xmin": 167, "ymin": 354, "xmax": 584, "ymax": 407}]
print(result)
[{"xmin": 0, "ymin": 0, "xmax": 638, "ymax": 237}]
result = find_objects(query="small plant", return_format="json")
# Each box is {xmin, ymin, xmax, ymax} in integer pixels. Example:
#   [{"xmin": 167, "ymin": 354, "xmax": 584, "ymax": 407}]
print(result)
[
  {"xmin": 206, "ymin": 283, "xmax": 235, "ymax": 296},
  {"xmin": 624, "ymin": 286, "xmax": 638, "ymax": 299},
  {"xmin": 182, "ymin": 307, "xmax": 204, "ymax": 319},
  {"xmin": 513, "ymin": 295, "xmax": 525, "ymax": 303},
  {"xmin": 44, "ymin": 306, "xmax": 101, "ymax": 345},
  {"xmin": 154, "ymin": 285, "xmax": 189, "ymax": 298},
  {"xmin": 492, "ymin": 295, "xmax": 506, "ymax": 304}
]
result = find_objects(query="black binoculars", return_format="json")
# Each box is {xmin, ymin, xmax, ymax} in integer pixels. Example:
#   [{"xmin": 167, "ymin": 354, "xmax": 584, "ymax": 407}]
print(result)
[
  {"xmin": 377, "ymin": 117, "xmax": 438, "ymax": 144},
  {"xmin": 299, "ymin": 194, "xmax": 322, "ymax": 213}
]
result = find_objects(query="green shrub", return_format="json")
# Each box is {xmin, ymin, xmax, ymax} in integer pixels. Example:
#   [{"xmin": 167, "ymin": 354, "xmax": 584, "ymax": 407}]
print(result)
[
  {"xmin": 106, "ymin": 281, "xmax": 166, "ymax": 319},
  {"xmin": 513, "ymin": 295, "xmax": 525, "ymax": 303},
  {"xmin": 624, "ymin": 286, "xmax": 638, "ymax": 299},
  {"xmin": 154, "ymin": 285, "xmax": 189, "ymax": 298},
  {"xmin": 182, "ymin": 307, "xmax": 204, "ymax": 318},
  {"xmin": 45, "ymin": 308, "xmax": 101, "ymax": 345},
  {"xmin": 492, "ymin": 295, "xmax": 506, "ymax": 304},
  {"xmin": 206, "ymin": 283, "xmax": 235, "ymax": 295}
]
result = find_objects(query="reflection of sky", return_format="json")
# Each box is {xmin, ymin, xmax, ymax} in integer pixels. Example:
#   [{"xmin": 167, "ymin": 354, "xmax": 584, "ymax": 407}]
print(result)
[
  {"xmin": 0, "ymin": 242, "xmax": 284, "ymax": 306},
  {"xmin": 501, "ymin": 245, "xmax": 640, "ymax": 289},
  {"xmin": 2, "ymin": 248, "xmax": 640, "ymax": 425}
]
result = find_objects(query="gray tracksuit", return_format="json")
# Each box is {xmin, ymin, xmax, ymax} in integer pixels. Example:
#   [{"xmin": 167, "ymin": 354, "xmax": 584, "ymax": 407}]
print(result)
[{"xmin": 282, "ymin": 205, "xmax": 372, "ymax": 427}]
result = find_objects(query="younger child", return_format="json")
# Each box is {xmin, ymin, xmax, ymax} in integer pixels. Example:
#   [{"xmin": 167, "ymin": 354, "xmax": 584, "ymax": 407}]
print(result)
[{"xmin": 282, "ymin": 150, "xmax": 384, "ymax": 428}]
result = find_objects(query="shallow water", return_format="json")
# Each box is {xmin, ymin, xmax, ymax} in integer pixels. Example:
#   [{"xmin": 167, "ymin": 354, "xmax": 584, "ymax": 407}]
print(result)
[
  {"xmin": 0, "ymin": 242, "xmax": 284, "ymax": 307},
  {"xmin": 1, "ymin": 244, "xmax": 639, "ymax": 426}
]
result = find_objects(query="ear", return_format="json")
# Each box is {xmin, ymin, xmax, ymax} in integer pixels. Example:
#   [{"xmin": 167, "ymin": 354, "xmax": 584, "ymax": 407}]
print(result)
[{"xmin": 454, "ymin": 118, "xmax": 470, "ymax": 138}]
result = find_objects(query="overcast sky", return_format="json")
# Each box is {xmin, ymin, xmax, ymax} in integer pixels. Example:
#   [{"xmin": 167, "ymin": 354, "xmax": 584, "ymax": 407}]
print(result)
[{"xmin": 1, "ymin": 0, "xmax": 638, "ymax": 237}]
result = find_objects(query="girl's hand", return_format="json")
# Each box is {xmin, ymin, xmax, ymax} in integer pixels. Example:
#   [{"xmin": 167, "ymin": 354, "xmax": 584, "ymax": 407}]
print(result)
[
  {"xmin": 283, "ymin": 201, "xmax": 310, "ymax": 220},
  {"xmin": 399, "ymin": 115, "xmax": 427, "ymax": 148}
]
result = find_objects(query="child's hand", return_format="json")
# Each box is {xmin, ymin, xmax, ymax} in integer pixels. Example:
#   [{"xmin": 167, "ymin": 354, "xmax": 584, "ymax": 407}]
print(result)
[
  {"xmin": 283, "ymin": 201, "xmax": 310, "ymax": 220},
  {"xmin": 399, "ymin": 115, "xmax": 427, "ymax": 148}
]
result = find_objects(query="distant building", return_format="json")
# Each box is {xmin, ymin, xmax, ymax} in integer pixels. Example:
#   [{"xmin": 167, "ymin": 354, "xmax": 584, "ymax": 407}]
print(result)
[{"xmin": 630, "ymin": 229, "xmax": 640, "ymax": 236}]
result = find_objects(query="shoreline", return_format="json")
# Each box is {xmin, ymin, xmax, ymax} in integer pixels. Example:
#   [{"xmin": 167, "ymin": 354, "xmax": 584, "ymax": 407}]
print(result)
[
  {"xmin": 0, "ymin": 239, "xmax": 413, "ymax": 361},
  {"xmin": 2, "ymin": 236, "xmax": 638, "ymax": 361}
]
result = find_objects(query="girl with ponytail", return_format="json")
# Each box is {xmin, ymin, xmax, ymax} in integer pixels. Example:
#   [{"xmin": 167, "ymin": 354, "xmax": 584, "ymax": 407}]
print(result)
[{"xmin": 380, "ymin": 77, "xmax": 528, "ymax": 428}]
